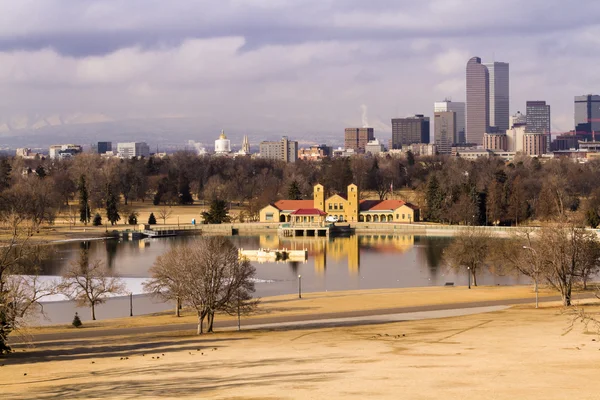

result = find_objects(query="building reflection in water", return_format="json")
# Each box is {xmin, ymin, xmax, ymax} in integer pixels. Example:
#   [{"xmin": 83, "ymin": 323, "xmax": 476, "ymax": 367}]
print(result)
[{"xmin": 258, "ymin": 234, "xmax": 416, "ymax": 276}]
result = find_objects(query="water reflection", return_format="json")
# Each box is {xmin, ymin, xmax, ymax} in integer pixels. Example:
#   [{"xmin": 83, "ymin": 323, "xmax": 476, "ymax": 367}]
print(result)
[{"xmin": 40, "ymin": 234, "xmax": 526, "ymax": 298}]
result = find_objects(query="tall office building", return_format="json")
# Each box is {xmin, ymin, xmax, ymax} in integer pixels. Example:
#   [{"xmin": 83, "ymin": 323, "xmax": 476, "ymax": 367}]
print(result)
[
  {"xmin": 434, "ymin": 100, "xmax": 465, "ymax": 143},
  {"xmin": 434, "ymin": 111, "xmax": 455, "ymax": 154},
  {"xmin": 259, "ymin": 136, "xmax": 298, "ymax": 163},
  {"xmin": 466, "ymin": 57, "xmax": 489, "ymax": 145},
  {"xmin": 344, "ymin": 128, "xmax": 374, "ymax": 153},
  {"xmin": 391, "ymin": 115, "xmax": 430, "ymax": 149},
  {"xmin": 526, "ymin": 101, "xmax": 551, "ymax": 152},
  {"xmin": 574, "ymin": 95, "xmax": 600, "ymax": 134},
  {"xmin": 483, "ymin": 61, "xmax": 510, "ymax": 132},
  {"xmin": 93, "ymin": 141, "xmax": 112, "ymax": 154}
]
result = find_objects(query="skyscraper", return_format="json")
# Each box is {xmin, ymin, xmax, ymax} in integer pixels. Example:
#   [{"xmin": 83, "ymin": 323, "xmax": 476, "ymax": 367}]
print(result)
[
  {"xmin": 434, "ymin": 100, "xmax": 465, "ymax": 143},
  {"xmin": 574, "ymin": 95, "xmax": 600, "ymax": 134},
  {"xmin": 466, "ymin": 57, "xmax": 489, "ymax": 145},
  {"xmin": 344, "ymin": 128, "xmax": 374, "ymax": 153},
  {"xmin": 526, "ymin": 101, "xmax": 551, "ymax": 152},
  {"xmin": 434, "ymin": 111, "xmax": 455, "ymax": 154},
  {"xmin": 391, "ymin": 115, "xmax": 430, "ymax": 149},
  {"xmin": 484, "ymin": 61, "xmax": 510, "ymax": 132}
]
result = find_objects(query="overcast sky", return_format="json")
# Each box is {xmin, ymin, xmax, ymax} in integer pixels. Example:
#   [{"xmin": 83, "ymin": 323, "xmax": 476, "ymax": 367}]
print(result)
[{"xmin": 1, "ymin": 0, "xmax": 599, "ymax": 136}]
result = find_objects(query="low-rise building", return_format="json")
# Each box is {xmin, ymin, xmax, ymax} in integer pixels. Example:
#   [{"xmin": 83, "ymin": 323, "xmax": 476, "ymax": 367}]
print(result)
[
  {"xmin": 259, "ymin": 183, "xmax": 420, "ymax": 223},
  {"xmin": 365, "ymin": 139, "xmax": 386, "ymax": 155},
  {"xmin": 49, "ymin": 144, "xmax": 83, "ymax": 159},
  {"xmin": 298, "ymin": 144, "xmax": 332, "ymax": 161},
  {"xmin": 484, "ymin": 133, "xmax": 507, "ymax": 151},
  {"xmin": 117, "ymin": 142, "xmax": 150, "ymax": 158}
]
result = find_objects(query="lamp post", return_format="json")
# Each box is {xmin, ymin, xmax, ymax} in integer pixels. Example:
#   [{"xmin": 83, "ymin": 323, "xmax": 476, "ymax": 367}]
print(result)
[
  {"xmin": 298, "ymin": 275, "xmax": 302, "ymax": 299},
  {"xmin": 467, "ymin": 266, "xmax": 471, "ymax": 289},
  {"xmin": 523, "ymin": 246, "xmax": 540, "ymax": 309},
  {"xmin": 129, "ymin": 292, "xmax": 133, "ymax": 317}
]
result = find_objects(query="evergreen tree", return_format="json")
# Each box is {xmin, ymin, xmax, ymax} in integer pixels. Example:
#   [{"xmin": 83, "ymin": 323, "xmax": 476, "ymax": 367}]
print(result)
[
  {"xmin": 405, "ymin": 150, "xmax": 415, "ymax": 166},
  {"xmin": 287, "ymin": 180, "xmax": 302, "ymax": 200},
  {"xmin": 0, "ymin": 158, "xmax": 12, "ymax": 191},
  {"xmin": 72, "ymin": 312, "xmax": 82, "ymax": 328},
  {"xmin": 78, "ymin": 175, "xmax": 91, "ymax": 225},
  {"xmin": 92, "ymin": 213, "xmax": 102, "ymax": 226},
  {"xmin": 201, "ymin": 199, "xmax": 231, "ymax": 224},
  {"xmin": 148, "ymin": 213, "xmax": 157, "ymax": 225},
  {"xmin": 178, "ymin": 176, "xmax": 194, "ymax": 204},
  {"xmin": 586, "ymin": 208, "xmax": 600, "ymax": 228},
  {"xmin": 128, "ymin": 212, "xmax": 138, "ymax": 225},
  {"xmin": 35, "ymin": 165, "xmax": 46, "ymax": 179},
  {"xmin": 105, "ymin": 185, "xmax": 121, "ymax": 226},
  {"xmin": 425, "ymin": 175, "xmax": 443, "ymax": 222}
]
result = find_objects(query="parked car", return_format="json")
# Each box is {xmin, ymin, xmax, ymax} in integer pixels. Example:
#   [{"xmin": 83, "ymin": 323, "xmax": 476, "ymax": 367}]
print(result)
[{"xmin": 325, "ymin": 215, "xmax": 339, "ymax": 223}]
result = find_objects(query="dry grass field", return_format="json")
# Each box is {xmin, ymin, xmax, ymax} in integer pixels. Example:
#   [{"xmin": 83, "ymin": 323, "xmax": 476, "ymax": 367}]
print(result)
[{"xmin": 2, "ymin": 302, "xmax": 600, "ymax": 399}]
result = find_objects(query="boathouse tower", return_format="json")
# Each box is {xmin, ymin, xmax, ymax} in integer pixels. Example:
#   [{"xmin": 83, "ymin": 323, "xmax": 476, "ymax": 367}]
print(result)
[
  {"xmin": 346, "ymin": 184, "xmax": 359, "ymax": 222},
  {"xmin": 314, "ymin": 183, "xmax": 325, "ymax": 212}
]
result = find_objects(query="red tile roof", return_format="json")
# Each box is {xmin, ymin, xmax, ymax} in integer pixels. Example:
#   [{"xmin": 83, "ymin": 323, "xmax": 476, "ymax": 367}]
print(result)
[
  {"xmin": 359, "ymin": 199, "xmax": 415, "ymax": 212},
  {"xmin": 273, "ymin": 200, "xmax": 314, "ymax": 211},
  {"xmin": 368, "ymin": 200, "xmax": 407, "ymax": 211},
  {"xmin": 291, "ymin": 208, "xmax": 328, "ymax": 216}
]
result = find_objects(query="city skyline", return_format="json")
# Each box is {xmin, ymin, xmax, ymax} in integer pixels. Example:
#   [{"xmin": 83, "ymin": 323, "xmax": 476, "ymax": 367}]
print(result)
[{"xmin": 1, "ymin": 1, "xmax": 600, "ymax": 141}]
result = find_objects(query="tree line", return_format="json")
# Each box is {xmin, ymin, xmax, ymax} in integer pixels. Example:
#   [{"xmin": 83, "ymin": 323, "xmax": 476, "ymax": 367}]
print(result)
[{"xmin": 3, "ymin": 152, "xmax": 600, "ymax": 226}]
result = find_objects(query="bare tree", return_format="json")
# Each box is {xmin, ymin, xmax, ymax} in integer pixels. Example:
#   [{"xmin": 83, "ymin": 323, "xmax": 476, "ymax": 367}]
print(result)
[
  {"xmin": 158, "ymin": 206, "xmax": 173, "ymax": 225},
  {"xmin": 144, "ymin": 237, "xmax": 258, "ymax": 334},
  {"xmin": 143, "ymin": 244, "xmax": 188, "ymax": 317},
  {"xmin": 496, "ymin": 228, "xmax": 545, "ymax": 308},
  {"xmin": 0, "ymin": 216, "xmax": 55, "ymax": 353},
  {"xmin": 536, "ymin": 222, "xmax": 598, "ymax": 306},
  {"xmin": 59, "ymin": 250, "xmax": 126, "ymax": 320},
  {"xmin": 443, "ymin": 227, "xmax": 492, "ymax": 287}
]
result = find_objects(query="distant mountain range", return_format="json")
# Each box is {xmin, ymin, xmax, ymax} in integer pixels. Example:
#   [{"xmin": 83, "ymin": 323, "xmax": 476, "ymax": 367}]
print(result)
[{"xmin": 0, "ymin": 114, "xmax": 375, "ymax": 150}]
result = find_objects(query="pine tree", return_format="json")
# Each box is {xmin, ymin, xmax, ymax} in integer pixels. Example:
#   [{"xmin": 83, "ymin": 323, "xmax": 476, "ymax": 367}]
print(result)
[
  {"xmin": 178, "ymin": 176, "xmax": 194, "ymax": 205},
  {"xmin": 0, "ymin": 158, "xmax": 12, "ymax": 191},
  {"xmin": 105, "ymin": 185, "xmax": 121, "ymax": 226},
  {"xmin": 92, "ymin": 213, "xmax": 102, "ymax": 226},
  {"xmin": 72, "ymin": 312, "xmax": 82, "ymax": 328},
  {"xmin": 148, "ymin": 213, "xmax": 157, "ymax": 225},
  {"xmin": 405, "ymin": 150, "xmax": 415, "ymax": 166},
  {"xmin": 287, "ymin": 180, "xmax": 301, "ymax": 200},
  {"xmin": 78, "ymin": 176, "xmax": 91, "ymax": 225},
  {"xmin": 35, "ymin": 165, "xmax": 46, "ymax": 179},
  {"xmin": 425, "ymin": 175, "xmax": 443, "ymax": 222},
  {"xmin": 128, "ymin": 212, "xmax": 138, "ymax": 225},
  {"xmin": 201, "ymin": 199, "xmax": 230, "ymax": 224}
]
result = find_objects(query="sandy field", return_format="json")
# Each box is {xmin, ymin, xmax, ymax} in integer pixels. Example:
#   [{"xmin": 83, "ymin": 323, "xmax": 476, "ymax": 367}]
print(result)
[{"xmin": 2, "ymin": 301, "xmax": 600, "ymax": 399}]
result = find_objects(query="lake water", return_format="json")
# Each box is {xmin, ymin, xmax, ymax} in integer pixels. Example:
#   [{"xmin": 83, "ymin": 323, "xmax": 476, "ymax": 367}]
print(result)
[{"xmin": 32, "ymin": 234, "xmax": 529, "ymax": 325}]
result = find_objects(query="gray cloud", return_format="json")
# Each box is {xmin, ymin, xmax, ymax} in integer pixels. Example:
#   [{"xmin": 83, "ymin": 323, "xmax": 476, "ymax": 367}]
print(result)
[{"xmin": 0, "ymin": 0, "xmax": 599, "ymax": 140}]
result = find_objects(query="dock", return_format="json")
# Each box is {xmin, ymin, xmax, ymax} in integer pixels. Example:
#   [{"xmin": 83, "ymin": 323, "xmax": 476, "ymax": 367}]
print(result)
[
  {"xmin": 278, "ymin": 222, "xmax": 353, "ymax": 237},
  {"xmin": 239, "ymin": 248, "xmax": 308, "ymax": 263}
]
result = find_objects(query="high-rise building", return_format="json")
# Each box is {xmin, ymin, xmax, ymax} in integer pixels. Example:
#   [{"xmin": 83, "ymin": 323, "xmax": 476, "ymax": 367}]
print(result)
[
  {"xmin": 574, "ymin": 95, "xmax": 600, "ymax": 134},
  {"xmin": 259, "ymin": 136, "xmax": 298, "ymax": 163},
  {"xmin": 344, "ymin": 128, "xmax": 374, "ymax": 152},
  {"xmin": 484, "ymin": 61, "xmax": 510, "ymax": 132},
  {"xmin": 523, "ymin": 133, "xmax": 547, "ymax": 156},
  {"xmin": 117, "ymin": 142, "xmax": 150, "ymax": 158},
  {"xmin": 526, "ymin": 101, "xmax": 551, "ymax": 152},
  {"xmin": 433, "ymin": 111, "xmax": 455, "ymax": 154},
  {"xmin": 510, "ymin": 111, "xmax": 527, "ymax": 128},
  {"xmin": 483, "ymin": 133, "xmax": 507, "ymax": 151},
  {"xmin": 391, "ymin": 115, "xmax": 430, "ymax": 149},
  {"xmin": 434, "ymin": 100, "xmax": 465, "ymax": 144},
  {"xmin": 466, "ymin": 57, "xmax": 489, "ymax": 145}
]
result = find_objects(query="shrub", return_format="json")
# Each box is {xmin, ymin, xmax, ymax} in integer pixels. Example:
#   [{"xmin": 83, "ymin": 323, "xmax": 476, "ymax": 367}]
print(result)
[
  {"xmin": 128, "ymin": 212, "xmax": 138, "ymax": 225},
  {"xmin": 92, "ymin": 213, "xmax": 102, "ymax": 226},
  {"xmin": 72, "ymin": 312, "xmax": 82, "ymax": 328},
  {"xmin": 148, "ymin": 213, "xmax": 157, "ymax": 225}
]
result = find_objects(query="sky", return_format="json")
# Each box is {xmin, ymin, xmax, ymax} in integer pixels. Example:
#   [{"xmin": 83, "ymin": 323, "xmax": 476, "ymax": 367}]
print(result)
[{"xmin": 1, "ymin": 0, "xmax": 600, "ymax": 138}]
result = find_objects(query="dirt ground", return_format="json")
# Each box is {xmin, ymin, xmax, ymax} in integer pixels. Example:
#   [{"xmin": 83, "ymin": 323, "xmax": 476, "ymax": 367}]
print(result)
[{"xmin": 2, "ymin": 302, "xmax": 600, "ymax": 399}]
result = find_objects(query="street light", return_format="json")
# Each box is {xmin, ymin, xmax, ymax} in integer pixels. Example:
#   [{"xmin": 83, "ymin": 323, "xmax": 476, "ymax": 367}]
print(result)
[
  {"xmin": 467, "ymin": 266, "xmax": 471, "ymax": 289},
  {"xmin": 523, "ymin": 246, "xmax": 540, "ymax": 309},
  {"xmin": 298, "ymin": 275, "xmax": 302, "ymax": 299}
]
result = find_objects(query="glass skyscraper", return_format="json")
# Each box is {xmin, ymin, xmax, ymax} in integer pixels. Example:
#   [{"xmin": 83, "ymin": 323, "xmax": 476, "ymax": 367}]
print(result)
[
  {"xmin": 526, "ymin": 101, "xmax": 551, "ymax": 152},
  {"xmin": 574, "ymin": 95, "xmax": 600, "ymax": 135},
  {"xmin": 484, "ymin": 61, "xmax": 510, "ymax": 132},
  {"xmin": 466, "ymin": 57, "xmax": 489, "ymax": 145}
]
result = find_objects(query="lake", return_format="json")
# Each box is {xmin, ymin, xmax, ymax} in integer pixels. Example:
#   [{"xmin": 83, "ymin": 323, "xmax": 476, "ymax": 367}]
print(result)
[{"xmin": 33, "ymin": 234, "xmax": 528, "ymax": 325}]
